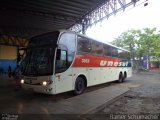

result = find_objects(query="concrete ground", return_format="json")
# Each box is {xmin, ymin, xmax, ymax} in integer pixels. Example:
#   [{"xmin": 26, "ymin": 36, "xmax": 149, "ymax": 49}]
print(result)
[
  {"xmin": 0, "ymin": 70, "xmax": 160, "ymax": 120},
  {"xmin": 83, "ymin": 70, "xmax": 160, "ymax": 120}
]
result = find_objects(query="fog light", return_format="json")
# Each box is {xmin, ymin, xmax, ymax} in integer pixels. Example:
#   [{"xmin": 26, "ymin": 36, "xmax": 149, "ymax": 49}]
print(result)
[
  {"xmin": 21, "ymin": 79, "xmax": 24, "ymax": 84},
  {"xmin": 42, "ymin": 81, "xmax": 47, "ymax": 86}
]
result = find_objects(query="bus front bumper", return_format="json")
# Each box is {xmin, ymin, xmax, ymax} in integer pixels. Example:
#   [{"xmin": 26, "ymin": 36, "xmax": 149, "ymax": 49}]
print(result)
[{"xmin": 21, "ymin": 83, "xmax": 55, "ymax": 94}]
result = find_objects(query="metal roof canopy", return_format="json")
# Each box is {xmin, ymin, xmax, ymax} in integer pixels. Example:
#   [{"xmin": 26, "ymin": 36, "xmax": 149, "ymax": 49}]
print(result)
[
  {"xmin": 0, "ymin": 0, "xmax": 107, "ymax": 38},
  {"xmin": 0, "ymin": 0, "xmax": 144, "ymax": 39}
]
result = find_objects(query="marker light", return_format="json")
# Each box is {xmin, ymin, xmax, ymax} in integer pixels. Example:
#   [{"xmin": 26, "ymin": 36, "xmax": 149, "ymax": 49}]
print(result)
[
  {"xmin": 42, "ymin": 81, "xmax": 47, "ymax": 86},
  {"xmin": 21, "ymin": 79, "xmax": 24, "ymax": 84}
]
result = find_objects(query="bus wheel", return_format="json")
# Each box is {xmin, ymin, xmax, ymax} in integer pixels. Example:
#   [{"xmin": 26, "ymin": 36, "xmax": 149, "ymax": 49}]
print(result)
[
  {"xmin": 123, "ymin": 72, "xmax": 127, "ymax": 81},
  {"xmin": 118, "ymin": 72, "xmax": 123, "ymax": 83},
  {"xmin": 74, "ymin": 77, "xmax": 85, "ymax": 95}
]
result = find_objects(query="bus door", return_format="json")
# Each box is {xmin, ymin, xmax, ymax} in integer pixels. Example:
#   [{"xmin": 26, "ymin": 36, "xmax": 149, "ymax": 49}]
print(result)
[
  {"xmin": 54, "ymin": 33, "xmax": 76, "ymax": 94},
  {"xmin": 54, "ymin": 49, "xmax": 73, "ymax": 94}
]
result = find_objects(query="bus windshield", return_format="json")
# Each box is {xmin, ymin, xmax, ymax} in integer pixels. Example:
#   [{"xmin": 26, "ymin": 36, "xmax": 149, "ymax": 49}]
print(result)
[
  {"xmin": 22, "ymin": 47, "xmax": 54, "ymax": 76},
  {"xmin": 21, "ymin": 32, "xmax": 60, "ymax": 76}
]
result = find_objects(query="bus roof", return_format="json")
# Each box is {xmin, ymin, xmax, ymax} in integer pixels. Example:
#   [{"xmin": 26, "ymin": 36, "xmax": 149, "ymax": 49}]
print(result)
[{"xmin": 58, "ymin": 29, "xmax": 130, "ymax": 53}]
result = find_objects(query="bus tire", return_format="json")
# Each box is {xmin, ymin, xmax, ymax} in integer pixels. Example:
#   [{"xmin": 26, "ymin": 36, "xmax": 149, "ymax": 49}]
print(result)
[
  {"xmin": 118, "ymin": 72, "xmax": 123, "ymax": 83},
  {"xmin": 74, "ymin": 77, "xmax": 85, "ymax": 95},
  {"xmin": 123, "ymin": 72, "xmax": 127, "ymax": 81}
]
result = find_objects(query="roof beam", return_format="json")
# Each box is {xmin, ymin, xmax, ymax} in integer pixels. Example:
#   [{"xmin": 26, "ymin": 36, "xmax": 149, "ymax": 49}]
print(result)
[
  {"xmin": 52, "ymin": 0, "xmax": 91, "ymax": 9},
  {"xmin": 70, "ymin": 0, "xmax": 145, "ymax": 33},
  {"xmin": 0, "ymin": 34, "xmax": 29, "ymax": 47},
  {"xmin": 10, "ymin": 0, "xmax": 84, "ymax": 16}
]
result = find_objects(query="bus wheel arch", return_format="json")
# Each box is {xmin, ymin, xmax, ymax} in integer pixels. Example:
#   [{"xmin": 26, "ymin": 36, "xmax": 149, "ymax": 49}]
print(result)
[{"xmin": 74, "ymin": 75, "xmax": 87, "ymax": 95}]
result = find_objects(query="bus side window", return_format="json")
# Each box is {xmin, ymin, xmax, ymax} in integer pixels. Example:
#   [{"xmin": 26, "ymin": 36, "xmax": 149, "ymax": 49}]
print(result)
[
  {"xmin": 58, "ymin": 33, "xmax": 76, "ymax": 68},
  {"xmin": 112, "ymin": 47, "xmax": 118, "ymax": 57},
  {"xmin": 77, "ymin": 36, "xmax": 91, "ymax": 53},
  {"xmin": 118, "ymin": 49, "xmax": 130, "ymax": 59},
  {"xmin": 91, "ymin": 41, "xmax": 103, "ymax": 56},
  {"xmin": 55, "ymin": 50, "xmax": 67, "ymax": 73},
  {"xmin": 59, "ymin": 33, "xmax": 76, "ymax": 53},
  {"xmin": 104, "ymin": 44, "xmax": 112, "ymax": 56},
  {"xmin": 118, "ymin": 49, "xmax": 124, "ymax": 59},
  {"xmin": 125, "ymin": 52, "xmax": 130, "ymax": 59}
]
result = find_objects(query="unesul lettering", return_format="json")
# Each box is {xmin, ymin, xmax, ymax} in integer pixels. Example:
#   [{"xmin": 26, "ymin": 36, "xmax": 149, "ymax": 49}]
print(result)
[{"xmin": 100, "ymin": 60, "xmax": 128, "ymax": 67}]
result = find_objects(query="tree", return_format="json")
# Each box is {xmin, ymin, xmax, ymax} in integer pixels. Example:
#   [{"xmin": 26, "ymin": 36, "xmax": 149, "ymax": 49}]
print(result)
[
  {"xmin": 111, "ymin": 29, "xmax": 140, "ymax": 68},
  {"xmin": 137, "ymin": 28, "xmax": 160, "ymax": 68},
  {"xmin": 151, "ymin": 31, "xmax": 160, "ymax": 64},
  {"xmin": 112, "ymin": 28, "xmax": 160, "ymax": 69}
]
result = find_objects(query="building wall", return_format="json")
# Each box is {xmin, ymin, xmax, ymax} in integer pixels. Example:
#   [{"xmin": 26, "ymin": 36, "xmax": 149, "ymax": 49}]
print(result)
[
  {"xmin": 0, "ymin": 45, "xmax": 17, "ymax": 60},
  {"xmin": 0, "ymin": 45, "xmax": 17, "ymax": 72}
]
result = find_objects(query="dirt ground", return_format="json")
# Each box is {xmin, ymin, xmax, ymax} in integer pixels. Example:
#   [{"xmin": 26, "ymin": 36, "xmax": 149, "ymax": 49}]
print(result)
[{"xmin": 82, "ymin": 70, "xmax": 160, "ymax": 120}]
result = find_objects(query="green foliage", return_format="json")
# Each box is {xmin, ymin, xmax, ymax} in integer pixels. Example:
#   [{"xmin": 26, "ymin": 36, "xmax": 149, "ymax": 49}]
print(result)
[
  {"xmin": 112, "ymin": 28, "xmax": 160, "ymax": 60},
  {"xmin": 112, "ymin": 29, "xmax": 139, "ymax": 50}
]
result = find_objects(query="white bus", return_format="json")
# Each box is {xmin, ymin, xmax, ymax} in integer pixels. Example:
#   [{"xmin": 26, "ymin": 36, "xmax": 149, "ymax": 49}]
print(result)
[{"xmin": 21, "ymin": 30, "xmax": 132, "ymax": 95}]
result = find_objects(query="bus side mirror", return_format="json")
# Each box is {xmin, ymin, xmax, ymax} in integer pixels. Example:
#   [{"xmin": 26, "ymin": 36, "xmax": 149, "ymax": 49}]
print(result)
[{"xmin": 56, "ymin": 49, "xmax": 61, "ymax": 60}]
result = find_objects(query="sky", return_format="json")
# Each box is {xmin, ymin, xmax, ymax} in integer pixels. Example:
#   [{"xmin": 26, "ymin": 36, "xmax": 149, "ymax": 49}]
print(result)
[{"xmin": 86, "ymin": 0, "xmax": 160, "ymax": 43}]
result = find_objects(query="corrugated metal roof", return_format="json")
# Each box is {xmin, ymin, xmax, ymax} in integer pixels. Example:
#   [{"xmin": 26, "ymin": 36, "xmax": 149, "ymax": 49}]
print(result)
[{"xmin": 0, "ymin": 0, "xmax": 107, "ymax": 38}]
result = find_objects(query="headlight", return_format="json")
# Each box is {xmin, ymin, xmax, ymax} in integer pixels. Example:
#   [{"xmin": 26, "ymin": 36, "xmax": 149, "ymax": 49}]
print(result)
[
  {"xmin": 21, "ymin": 79, "xmax": 24, "ymax": 84},
  {"xmin": 42, "ymin": 81, "xmax": 47, "ymax": 86},
  {"xmin": 41, "ymin": 81, "xmax": 52, "ymax": 86}
]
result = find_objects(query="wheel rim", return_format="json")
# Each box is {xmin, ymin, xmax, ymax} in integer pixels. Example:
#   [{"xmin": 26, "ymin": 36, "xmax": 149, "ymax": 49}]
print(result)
[{"xmin": 77, "ymin": 81, "xmax": 83, "ymax": 91}]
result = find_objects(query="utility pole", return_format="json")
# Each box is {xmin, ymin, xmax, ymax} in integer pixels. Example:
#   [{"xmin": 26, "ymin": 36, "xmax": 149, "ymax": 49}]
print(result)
[{"xmin": 130, "ymin": 43, "xmax": 135, "ymax": 68}]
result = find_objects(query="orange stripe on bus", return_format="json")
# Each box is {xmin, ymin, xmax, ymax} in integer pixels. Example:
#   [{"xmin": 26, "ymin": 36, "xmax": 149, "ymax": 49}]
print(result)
[{"xmin": 71, "ymin": 55, "xmax": 129, "ymax": 67}]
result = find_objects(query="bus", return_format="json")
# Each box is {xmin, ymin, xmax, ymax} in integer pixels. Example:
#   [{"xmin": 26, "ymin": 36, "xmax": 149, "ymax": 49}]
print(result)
[{"xmin": 20, "ymin": 30, "xmax": 132, "ymax": 95}]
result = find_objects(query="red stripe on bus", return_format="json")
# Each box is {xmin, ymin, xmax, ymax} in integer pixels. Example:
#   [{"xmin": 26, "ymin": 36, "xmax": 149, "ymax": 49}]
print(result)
[{"xmin": 72, "ymin": 55, "xmax": 123, "ymax": 67}]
